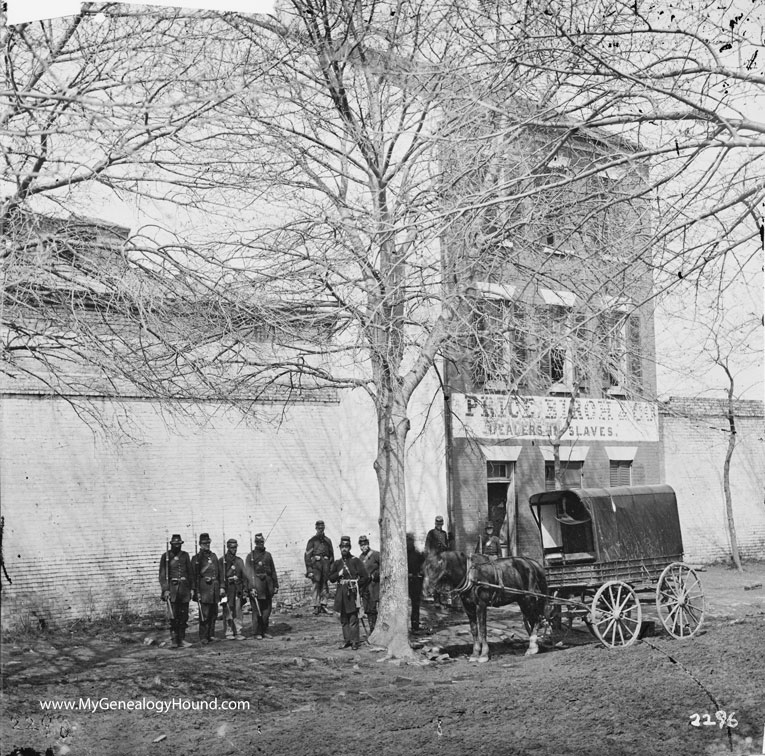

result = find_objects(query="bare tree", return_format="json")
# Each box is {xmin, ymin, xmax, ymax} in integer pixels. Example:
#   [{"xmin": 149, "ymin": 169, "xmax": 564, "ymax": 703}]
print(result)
[{"xmin": 4, "ymin": 0, "xmax": 765, "ymax": 658}]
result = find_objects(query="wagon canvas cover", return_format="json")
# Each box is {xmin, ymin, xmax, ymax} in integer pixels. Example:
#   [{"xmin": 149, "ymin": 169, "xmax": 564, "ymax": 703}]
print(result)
[{"xmin": 568, "ymin": 484, "xmax": 683, "ymax": 562}]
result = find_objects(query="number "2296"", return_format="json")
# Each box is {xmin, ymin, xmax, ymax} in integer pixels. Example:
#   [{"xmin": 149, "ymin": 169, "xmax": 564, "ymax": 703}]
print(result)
[{"xmin": 690, "ymin": 711, "xmax": 738, "ymax": 728}]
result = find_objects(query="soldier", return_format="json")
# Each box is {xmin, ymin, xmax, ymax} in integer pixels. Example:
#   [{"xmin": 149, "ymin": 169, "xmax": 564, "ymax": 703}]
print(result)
[
  {"xmin": 220, "ymin": 538, "xmax": 246, "ymax": 640},
  {"xmin": 159, "ymin": 534, "xmax": 194, "ymax": 648},
  {"xmin": 358, "ymin": 535, "xmax": 380, "ymax": 633},
  {"xmin": 425, "ymin": 515, "xmax": 450, "ymax": 555},
  {"xmin": 406, "ymin": 533, "xmax": 425, "ymax": 634},
  {"xmin": 304, "ymin": 520, "xmax": 334, "ymax": 615},
  {"xmin": 475, "ymin": 521, "xmax": 502, "ymax": 557},
  {"xmin": 328, "ymin": 536, "xmax": 369, "ymax": 650},
  {"xmin": 191, "ymin": 533, "xmax": 221, "ymax": 644},
  {"xmin": 245, "ymin": 533, "xmax": 279, "ymax": 639},
  {"xmin": 425, "ymin": 515, "xmax": 450, "ymax": 605}
]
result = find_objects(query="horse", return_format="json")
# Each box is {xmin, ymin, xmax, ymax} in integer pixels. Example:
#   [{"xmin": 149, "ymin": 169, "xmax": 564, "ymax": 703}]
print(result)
[{"xmin": 423, "ymin": 551, "xmax": 547, "ymax": 663}]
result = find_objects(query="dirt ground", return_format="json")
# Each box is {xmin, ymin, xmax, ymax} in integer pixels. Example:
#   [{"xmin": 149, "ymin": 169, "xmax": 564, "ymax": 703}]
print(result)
[{"xmin": 2, "ymin": 561, "xmax": 764, "ymax": 756}]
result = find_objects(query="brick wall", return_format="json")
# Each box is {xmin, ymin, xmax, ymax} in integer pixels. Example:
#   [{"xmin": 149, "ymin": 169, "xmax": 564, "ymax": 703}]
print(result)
[
  {"xmin": 660, "ymin": 398, "xmax": 765, "ymax": 564},
  {"xmin": 0, "ymin": 375, "xmax": 445, "ymax": 630}
]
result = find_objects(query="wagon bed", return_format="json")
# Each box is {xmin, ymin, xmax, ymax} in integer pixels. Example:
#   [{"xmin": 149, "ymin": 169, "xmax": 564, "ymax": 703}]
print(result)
[{"xmin": 529, "ymin": 484, "xmax": 705, "ymax": 648}]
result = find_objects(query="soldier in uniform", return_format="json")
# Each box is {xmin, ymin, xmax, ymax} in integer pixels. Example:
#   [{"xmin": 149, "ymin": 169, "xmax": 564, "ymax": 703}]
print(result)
[
  {"xmin": 425, "ymin": 516, "xmax": 450, "ymax": 605},
  {"xmin": 159, "ymin": 534, "xmax": 194, "ymax": 648},
  {"xmin": 304, "ymin": 520, "xmax": 334, "ymax": 615},
  {"xmin": 425, "ymin": 515, "xmax": 450, "ymax": 555},
  {"xmin": 220, "ymin": 538, "xmax": 246, "ymax": 640},
  {"xmin": 358, "ymin": 535, "xmax": 380, "ymax": 633},
  {"xmin": 328, "ymin": 535, "xmax": 369, "ymax": 650},
  {"xmin": 475, "ymin": 521, "xmax": 501, "ymax": 557},
  {"xmin": 245, "ymin": 533, "xmax": 279, "ymax": 639},
  {"xmin": 191, "ymin": 533, "xmax": 221, "ymax": 644},
  {"xmin": 406, "ymin": 533, "xmax": 425, "ymax": 634}
]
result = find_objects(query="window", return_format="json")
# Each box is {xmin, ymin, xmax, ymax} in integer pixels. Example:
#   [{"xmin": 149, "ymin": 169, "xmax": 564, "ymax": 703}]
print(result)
[
  {"xmin": 545, "ymin": 461, "xmax": 583, "ymax": 491},
  {"xmin": 609, "ymin": 460, "xmax": 632, "ymax": 487},
  {"xmin": 471, "ymin": 298, "xmax": 527, "ymax": 390},
  {"xmin": 487, "ymin": 461, "xmax": 510, "ymax": 479},
  {"xmin": 598, "ymin": 309, "xmax": 642, "ymax": 395},
  {"xmin": 539, "ymin": 305, "xmax": 587, "ymax": 394}
]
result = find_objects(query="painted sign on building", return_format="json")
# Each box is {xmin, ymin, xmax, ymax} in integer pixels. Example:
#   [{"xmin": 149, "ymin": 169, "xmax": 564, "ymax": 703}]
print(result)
[{"xmin": 452, "ymin": 394, "xmax": 659, "ymax": 442}]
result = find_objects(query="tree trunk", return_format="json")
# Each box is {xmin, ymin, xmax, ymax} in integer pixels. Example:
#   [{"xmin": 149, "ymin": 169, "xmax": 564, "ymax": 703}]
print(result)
[
  {"xmin": 368, "ymin": 392, "xmax": 417, "ymax": 659},
  {"xmin": 723, "ymin": 373, "xmax": 743, "ymax": 571}
]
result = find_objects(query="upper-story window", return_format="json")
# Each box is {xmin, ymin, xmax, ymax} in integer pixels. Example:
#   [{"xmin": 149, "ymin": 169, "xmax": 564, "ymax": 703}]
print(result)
[
  {"xmin": 469, "ymin": 287, "xmax": 644, "ymax": 398},
  {"xmin": 597, "ymin": 307, "xmax": 642, "ymax": 397}
]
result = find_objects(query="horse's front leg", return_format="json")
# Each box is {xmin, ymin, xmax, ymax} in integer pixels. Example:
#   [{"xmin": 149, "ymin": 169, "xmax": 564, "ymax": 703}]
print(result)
[
  {"xmin": 463, "ymin": 598, "xmax": 481, "ymax": 661},
  {"xmin": 521, "ymin": 599, "xmax": 540, "ymax": 656},
  {"xmin": 477, "ymin": 599, "xmax": 490, "ymax": 663}
]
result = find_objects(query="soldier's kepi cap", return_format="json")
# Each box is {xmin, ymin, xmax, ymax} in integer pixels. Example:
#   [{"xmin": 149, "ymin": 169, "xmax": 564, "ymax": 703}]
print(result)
[
  {"xmin": 199, "ymin": 532, "xmax": 211, "ymax": 543},
  {"xmin": 435, "ymin": 516, "xmax": 444, "ymax": 523},
  {"xmin": 315, "ymin": 520, "xmax": 325, "ymax": 528},
  {"xmin": 170, "ymin": 534, "xmax": 183, "ymax": 545},
  {"xmin": 339, "ymin": 535, "xmax": 352, "ymax": 546},
  {"xmin": 227, "ymin": 538, "xmax": 238, "ymax": 546},
  {"xmin": 485, "ymin": 521, "xmax": 494, "ymax": 529},
  {"xmin": 254, "ymin": 533, "xmax": 265, "ymax": 542},
  {"xmin": 358, "ymin": 535, "xmax": 369, "ymax": 544}
]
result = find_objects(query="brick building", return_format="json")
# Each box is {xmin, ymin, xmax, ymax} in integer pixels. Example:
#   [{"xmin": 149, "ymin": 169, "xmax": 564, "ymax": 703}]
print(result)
[{"xmin": 441, "ymin": 127, "xmax": 663, "ymax": 558}]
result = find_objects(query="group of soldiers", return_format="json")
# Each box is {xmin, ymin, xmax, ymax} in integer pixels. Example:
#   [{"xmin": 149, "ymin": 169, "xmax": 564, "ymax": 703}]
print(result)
[
  {"xmin": 158, "ymin": 532, "xmax": 278, "ymax": 648},
  {"xmin": 304, "ymin": 521, "xmax": 380, "ymax": 650},
  {"xmin": 158, "ymin": 515, "xmax": 457, "ymax": 650}
]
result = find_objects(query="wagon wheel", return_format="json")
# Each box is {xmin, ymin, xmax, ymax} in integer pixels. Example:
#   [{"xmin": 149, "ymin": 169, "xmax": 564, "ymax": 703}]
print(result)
[
  {"xmin": 590, "ymin": 581, "xmax": 643, "ymax": 648},
  {"xmin": 656, "ymin": 562, "xmax": 705, "ymax": 639}
]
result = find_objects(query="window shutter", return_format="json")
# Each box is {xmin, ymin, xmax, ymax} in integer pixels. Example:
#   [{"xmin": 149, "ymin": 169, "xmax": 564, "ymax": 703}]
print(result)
[{"xmin": 610, "ymin": 460, "xmax": 632, "ymax": 486}]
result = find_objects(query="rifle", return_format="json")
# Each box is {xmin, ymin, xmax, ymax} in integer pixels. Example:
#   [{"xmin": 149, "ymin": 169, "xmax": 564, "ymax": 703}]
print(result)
[
  {"xmin": 248, "ymin": 531, "xmax": 262, "ymax": 618},
  {"xmin": 220, "ymin": 518, "xmax": 228, "ymax": 607},
  {"xmin": 164, "ymin": 535, "xmax": 175, "ymax": 620},
  {"xmin": 192, "ymin": 526, "xmax": 201, "ymax": 611},
  {"xmin": 265, "ymin": 505, "xmax": 287, "ymax": 541}
]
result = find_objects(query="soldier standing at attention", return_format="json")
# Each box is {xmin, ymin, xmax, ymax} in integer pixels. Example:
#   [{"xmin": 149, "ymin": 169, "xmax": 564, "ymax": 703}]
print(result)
[
  {"xmin": 476, "ymin": 521, "xmax": 502, "ymax": 557},
  {"xmin": 358, "ymin": 535, "xmax": 380, "ymax": 633},
  {"xmin": 191, "ymin": 533, "xmax": 221, "ymax": 644},
  {"xmin": 246, "ymin": 533, "xmax": 279, "ymax": 639},
  {"xmin": 220, "ymin": 538, "xmax": 246, "ymax": 641},
  {"xmin": 159, "ymin": 534, "xmax": 194, "ymax": 648},
  {"xmin": 329, "ymin": 536, "xmax": 369, "ymax": 650},
  {"xmin": 425, "ymin": 516, "xmax": 450, "ymax": 605},
  {"xmin": 305, "ymin": 520, "xmax": 334, "ymax": 615}
]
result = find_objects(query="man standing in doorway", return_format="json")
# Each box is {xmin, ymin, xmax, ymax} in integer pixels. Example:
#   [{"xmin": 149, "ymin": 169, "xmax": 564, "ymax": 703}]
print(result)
[
  {"xmin": 220, "ymin": 538, "xmax": 246, "ymax": 640},
  {"xmin": 305, "ymin": 520, "xmax": 334, "ymax": 615},
  {"xmin": 475, "ymin": 521, "xmax": 501, "ymax": 557},
  {"xmin": 329, "ymin": 536, "xmax": 369, "ymax": 650},
  {"xmin": 159, "ymin": 534, "xmax": 193, "ymax": 648},
  {"xmin": 246, "ymin": 533, "xmax": 279, "ymax": 639},
  {"xmin": 358, "ymin": 535, "xmax": 380, "ymax": 633},
  {"xmin": 191, "ymin": 533, "xmax": 221, "ymax": 644}
]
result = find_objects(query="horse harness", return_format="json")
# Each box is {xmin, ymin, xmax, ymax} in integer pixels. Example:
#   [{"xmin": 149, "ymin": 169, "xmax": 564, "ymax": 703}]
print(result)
[{"xmin": 453, "ymin": 556, "xmax": 507, "ymax": 606}]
